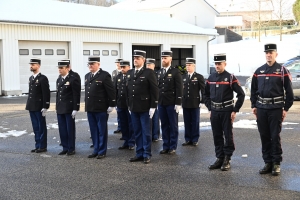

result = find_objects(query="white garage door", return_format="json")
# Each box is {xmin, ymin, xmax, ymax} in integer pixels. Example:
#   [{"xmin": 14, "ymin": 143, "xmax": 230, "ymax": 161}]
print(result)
[
  {"xmin": 19, "ymin": 41, "xmax": 69, "ymax": 93},
  {"xmin": 82, "ymin": 43, "xmax": 120, "ymax": 75}
]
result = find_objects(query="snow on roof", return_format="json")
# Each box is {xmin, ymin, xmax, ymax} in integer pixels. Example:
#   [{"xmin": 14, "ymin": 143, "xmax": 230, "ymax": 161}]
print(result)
[
  {"xmin": 0, "ymin": 0, "xmax": 217, "ymax": 36},
  {"xmin": 111, "ymin": 0, "xmax": 219, "ymax": 14}
]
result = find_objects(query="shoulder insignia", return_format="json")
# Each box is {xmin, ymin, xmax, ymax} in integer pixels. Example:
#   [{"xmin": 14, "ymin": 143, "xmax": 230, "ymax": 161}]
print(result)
[{"xmin": 260, "ymin": 70, "xmax": 265, "ymax": 73}]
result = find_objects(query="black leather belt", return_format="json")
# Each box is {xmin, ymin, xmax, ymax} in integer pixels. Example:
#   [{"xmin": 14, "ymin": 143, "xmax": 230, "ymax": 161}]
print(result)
[
  {"xmin": 257, "ymin": 96, "xmax": 283, "ymax": 104},
  {"xmin": 211, "ymin": 100, "xmax": 234, "ymax": 109}
]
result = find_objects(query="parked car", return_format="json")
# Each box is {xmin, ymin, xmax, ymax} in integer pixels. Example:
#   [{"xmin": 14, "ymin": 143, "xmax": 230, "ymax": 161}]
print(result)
[{"xmin": 244, "ymin": 60, "xmax": 300, "ymax": 99}]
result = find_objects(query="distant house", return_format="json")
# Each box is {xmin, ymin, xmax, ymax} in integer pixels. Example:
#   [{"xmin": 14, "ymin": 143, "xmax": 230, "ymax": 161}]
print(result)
[{"xmin": 0, "ymin": 0, "xmax": 217, "ymax": 95}]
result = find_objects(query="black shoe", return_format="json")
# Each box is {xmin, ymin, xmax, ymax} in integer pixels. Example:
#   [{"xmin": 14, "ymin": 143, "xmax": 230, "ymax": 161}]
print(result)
[
  {"xmin": 129, "ymin": 156, "xmax": 144, "ymax": 162},
  {"xmin": 89, "ymin": 136, "xmax": 92, "ymax": 139},
  {"xmin": 182, "ymin": 141, "xmax": 192, "ymax": 146},
  {"xmin": 114, "ymin": 129, "xmax": 121, "ymax": 134},
  {"xmin": 59, "ymin": 143, "xmax": 62, "ymax": 146},
  {"xmin": 192, "ymin": 142, "xmax": 198, "ymax": 146},
  {"xmin": 221, "ymin": 156, "xmax": 231, "ymax": 171},
  {"xmin": 259, "ymin": 163, "xmax": 272, "ymax": 174},
  {"xmin": 67, "ymin": 151, "xmax": 75, "ymax": 156},
  {"xmin": 97, "ymin": 154, "xmax": 106, "ymax": 159},
  {"xmin": 88, "ymin": 153, "xmax": 98, "ymax": 158},
  {"xmin": 160, "ymin": 149, "xmax": 169, "ymax": 154},
  {"xmin": 120, "ymin": 137, "xmax": 125, "ymax": 140},
  {"xmin": 58, "ymin": 150, "xmax": 68, "ymax": 155},
  {"xmin": 168, "ymin": 149, "xmax": 176, "ymax": 154},
  {"xmin": 128, "ymin": 146, "xmax": 134, "ymax": 150},
  {"xmin": 272, "ymin": 163, "xmax": 280, "ymax": 176},
  {"xmin": 90, "ymin": 144, "xmax": 94, "ymax": 148},
  {"xmin": 35, "ymin": 148, "xmax": 47, "ymax": 153},
  {"xmin": 118, "ymin": 145, "xmax": 129, "ymax": 150},
  {"xmin": 208, "ymin": 158, "xmax": 224, "ymax": 170},
  {"xmin": 144, "ymin": 157, "xmax": 150, "ymax": 164},
  {"xmin": 31, "ymin": 149, "xmax": 37, "ymax": 153},
  {"xmin": 152, "ymin": 138, "xmax": 159, "ymax": 142}
]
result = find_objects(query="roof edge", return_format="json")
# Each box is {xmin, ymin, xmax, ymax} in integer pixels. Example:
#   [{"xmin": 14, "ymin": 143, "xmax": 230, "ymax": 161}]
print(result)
[
  {"xmin": 0, "ymin": 20, "xmax": 218, "ymax": 36},
  {"xmin": 203, "ymin": 0, "xmax": 219, "ymax": 15}
]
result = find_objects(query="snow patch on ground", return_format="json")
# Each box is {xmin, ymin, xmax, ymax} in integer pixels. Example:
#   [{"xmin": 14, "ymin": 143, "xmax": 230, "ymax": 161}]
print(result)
[{"xmin": 0, "ymin": 130, "xmax": 27, "ymax": 138}]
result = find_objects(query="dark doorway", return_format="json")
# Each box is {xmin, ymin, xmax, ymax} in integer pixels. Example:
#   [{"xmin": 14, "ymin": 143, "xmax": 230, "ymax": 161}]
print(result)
[
  {"xmin": 132, "ymin": 45, "xmax": 161, "ymax": 70},
  {"xmin": 171, "ymin": 48, "xmax": 193, "ymax": 67}
]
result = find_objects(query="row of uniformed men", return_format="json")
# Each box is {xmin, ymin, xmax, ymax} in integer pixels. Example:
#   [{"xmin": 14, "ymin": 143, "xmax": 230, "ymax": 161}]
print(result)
[{"xmin": 26, "ymin": 43, "xmax": 293, "ymax": 175}]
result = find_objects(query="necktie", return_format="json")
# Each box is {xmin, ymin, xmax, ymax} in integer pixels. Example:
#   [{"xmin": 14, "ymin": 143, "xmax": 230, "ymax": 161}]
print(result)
[
  {"xmin": 135, "ymin": 70, "xmax": 139, "ymax": 76},
  {"xmin": 91, "ymin": 73, "xmax": 94, "ymax": 79},
  {"xmin": 163, "ymin": 69, "xmax": 166, "ymax": 75},
  {"xmin": 123, "ymin": 75, "xmax": 126, "ymax": 83},
  {"xmin": 61, "ymin": 78, "xmax": 64, "ymax": 83}
]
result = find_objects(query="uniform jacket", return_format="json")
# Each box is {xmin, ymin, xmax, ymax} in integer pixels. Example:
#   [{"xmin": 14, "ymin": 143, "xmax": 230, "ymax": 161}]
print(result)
[
  {"xmin": 204, "ymin": 70, "xmax": 245, "ymax": 112},
  {"xmin": 56, "ymin": 73, "xmax": 81, "ymax": 114},
  {"xmin": 158, "ymin": 66, "xmax": 183, "ymax": 106},
  {"xmin": 85, "ymin": 68, "xmax": 116, "ymax": 112},
  {"xmin": 69, "ymin": 69, "xmax": 81, "ymax": 82},
  {"xmin": 25, "ymin": 73, "xmax": 50, "ymax": 111},
  {"xmin": 250, "ymin": 62, "xmax": 294, "ymax": 111},
  {"xmin": 115, "ymin": 73, "xmax": 128, "ymax": 108},
  {"xmin": 127, "ymin": 67, "xmax": 159, "ymax": 112},
  {"xmin": 182, "ymin": 72, "xmax": 205, "ymax": 108}
]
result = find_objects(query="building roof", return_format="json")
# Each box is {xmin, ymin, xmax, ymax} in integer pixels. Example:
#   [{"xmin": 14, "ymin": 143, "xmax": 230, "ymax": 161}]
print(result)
[
  {"xmin": 111, "ymin": 0, "xmax": 219, "ymax": 14},
  {"xmin": 0, "ymin": 0, "xmax": 217, "ymax": 36}
]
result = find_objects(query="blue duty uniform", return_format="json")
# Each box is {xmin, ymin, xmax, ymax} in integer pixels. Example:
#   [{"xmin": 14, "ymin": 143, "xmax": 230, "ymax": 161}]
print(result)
[
  {"xmin": 85, "ymin": 56, "xmax": 116, "ymax": 159},
  {"xmin": 204, "ymin": 54, "xmax": 245, "ymax": 171},
  {"xmin": 182, "ymin": 58, "xmax": 205, "ymax": 146},
  {"xmin": 115, "ymin": 60, "xmax": 135, "ymax": 150},
  {"xmin": 251, "ymin": 44, "xmax": 294, "ymax": 176},
  {"xmin": 26, "ymin": 58, "xmax": 50, "ymax": 153},
  {"xmin": 112, "ymin": 58, "xmax": 123, "ymax": 135},
  {"xmin": 56, "ymin": 61, "xmax": 81, "ymax": 155},
  {"xmin": 158, "ymin": 51, "xmax": 183, "ymax": 154},
  {"xmin": 127, "ymin": 50, "xmax": 159, "ymax": 164},
  {"xmin": 146, "ymin": 58, "xmax": 161, "ymax": 141}
]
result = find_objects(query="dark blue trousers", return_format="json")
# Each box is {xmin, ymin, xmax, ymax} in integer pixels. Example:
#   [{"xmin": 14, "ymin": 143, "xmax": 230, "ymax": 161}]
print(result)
[
  {"xmin": 183, "ymin": 107, "xmax": 200, "ymax": 143},
  {"xmin": 131, "ymin": 111, "xmax": 151, "ymax": 158},
  {"xmin": 257, "ymin": 108, "xmax": 283, "ymax": 163},
  {"xmin": 151, "ymin": 109, "xmax": 160, "ymax": 140},
  {"xmin": 117, "ymin": 107, "xmax": 135, "ymax": 147},
  {"xmin": 210, "ymin": 110, "xmax": 235, "ymax": 159},
  {"xmin": 87, "ymin": 112, "xmax": 108, "ymax": 155},
  {"xmin": 29, "ymin": 111, "xmax": 47, "ymax": 149},
  {"xmin": 117, "ymin": 111, "xmax": 121, "ymax": 131},
  {"xmin": 57, "ymin": 114, "xmax": 75, "ymax": 152},
  {"xmin": 158, "ymin": 104, "xmax": 179, "ymax": 150}
]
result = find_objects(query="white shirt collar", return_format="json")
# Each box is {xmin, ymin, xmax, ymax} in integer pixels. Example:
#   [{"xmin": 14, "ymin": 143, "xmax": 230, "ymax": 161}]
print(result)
[
  {"xmin": 164, "ymin": 66, "xmax": 171, "ymax": 72},
  {"xmin": 61, "ymin": 73, "xmax": 69, "ymax": 79},
  {"xmin": 32, "ymin": 72, "xmax": 40, "ymax": 78},
  {"xmin": 92, "ymin": 69, "xmax": 100, "ymax": 75}
]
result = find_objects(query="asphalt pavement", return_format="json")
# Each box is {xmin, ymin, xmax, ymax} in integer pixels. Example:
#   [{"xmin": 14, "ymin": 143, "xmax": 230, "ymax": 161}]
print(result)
[{"xmin": 0, "ymin": 92, "xmax": 300, "ymax": 200}]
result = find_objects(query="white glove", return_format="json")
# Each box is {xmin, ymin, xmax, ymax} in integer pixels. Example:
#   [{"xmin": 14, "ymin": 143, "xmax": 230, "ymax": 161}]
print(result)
[
  {"xmin": 71, "ymin": 110, "xmax": 77, "ymax": 119},
  {"xmin": 149, "ymin": 108, "xmax": 155, "ymax": 118},
  {"xmin": 128, "ymin": 109, "xmax": 131, "ymax": 115},
  {"xmin": 107, "ymin": 107, "xmax": 115, "ymax": 114},
  {"xmin": 41, "ymin": 108, "xmax": 47, "ymax": 117},
  {"xmin": 199, "ymin": 103, "xmax": 202, "ymax": 108},
  {"xmin": 174, "ymin": 105, "xmax": 181, "ymax": 113}
]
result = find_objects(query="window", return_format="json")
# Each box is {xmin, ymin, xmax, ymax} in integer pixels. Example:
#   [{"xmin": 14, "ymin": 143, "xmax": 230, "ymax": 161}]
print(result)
[
  {"xmin": 19, "ymin": 49, "xmax": 29, "ymax": 55},
  {"xmin": 57, "ymin": 49, "xmax": 65, "ymax": 55},
  {"xmin": 32, "ymin": 49, "xmax": 42, "ymax": 55},
  {"xmin": 45, "ymin": 49, "xmax": 53, "ymax": 55},
  {"xmin": 111, "ymin": 50, "xmax": 118, "ymax": 56},
  {"xmin": 93, "ymin": 50, "xmax": 100, "ymax": 56},
  {"xmin": 83, "ymin": 50, "xmax": 90, "ymax": 56},
  {"xmin": 102, "ymin": 50, "xmax": 109, "ymax": 56}
]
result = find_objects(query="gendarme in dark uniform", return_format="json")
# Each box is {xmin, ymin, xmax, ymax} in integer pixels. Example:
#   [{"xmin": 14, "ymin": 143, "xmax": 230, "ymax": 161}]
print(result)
[
  {"xmin": 56, "ymin": 61, "xmax": 81, "ymax": 155},
  {"xmin": 127, "ymin": 50, "xmax": 159, "ymax": 164},
  {"xmin": 112, "ymin": 58, "xmax": 123, "ymax": 134},
  {"xmin": 182, "ymin": 58, "xmax": 205, "ymax": 146},
  {"xmin": 26, "ymin": 58, "xmax": 50, "ymax": 153},
  {"xmin": 250, "ymin": 44, "xmax": 294, "ymax": 176},
  {"xmin": 85, "ymin": 56, "xmax": 116, "ymax": 159},
  {"xmin": 204, "ymin": 54, "xmax": 245, "ymax": 171},
  {"xmin": 158, "ymin": 50, "xmax": 183, "ymax": 155},
  {"xmin": 146, "ymin": 58, "xmax": 161, "ymax": 141},
  {"xmin": 115, "ymin": 60, "xmax": 135, "ymax": 150},
  {"xmin": 61, "ymin": 59, "xmax": 81, "ymax": 82}
]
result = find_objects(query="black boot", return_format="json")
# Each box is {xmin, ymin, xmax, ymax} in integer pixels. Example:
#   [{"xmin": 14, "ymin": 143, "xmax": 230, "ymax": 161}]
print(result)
[
  {"xmin": 221, "ymin": 156, "xmax": 231, "ymax": 171},
  {"xmin": 272, "ymin": 163, "xmax": 280, "ymax": 176},
  {"xmin": 259, "ymin": 163, "xmax": 272, "ymax": 174},
  {"xmin": 208, "ymin": 158, "xmax": 224, "ymax": 170}
]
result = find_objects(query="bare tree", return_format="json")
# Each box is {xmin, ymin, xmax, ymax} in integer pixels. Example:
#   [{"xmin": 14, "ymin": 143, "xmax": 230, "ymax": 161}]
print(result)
[{"xmin": 271, "ymin": 0, "xmax": 294, "ymax": 41}]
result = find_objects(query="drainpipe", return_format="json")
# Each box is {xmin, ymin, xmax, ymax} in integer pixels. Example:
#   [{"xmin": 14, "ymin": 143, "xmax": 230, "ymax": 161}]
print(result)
[{"xmin": 207, "ymin": 35, "xmax": 216, "ymax": 75}]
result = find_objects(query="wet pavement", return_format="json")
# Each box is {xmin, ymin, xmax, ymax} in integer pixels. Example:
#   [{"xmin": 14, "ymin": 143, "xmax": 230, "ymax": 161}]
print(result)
[{"xmin": 0, "ymin": 92, "xmax": 300, "ymax": 199}]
